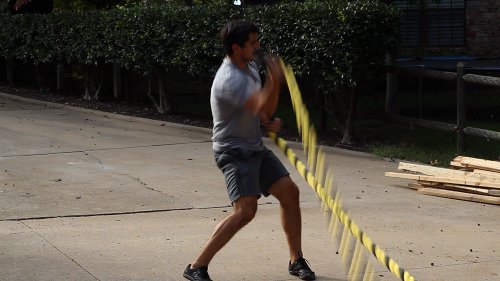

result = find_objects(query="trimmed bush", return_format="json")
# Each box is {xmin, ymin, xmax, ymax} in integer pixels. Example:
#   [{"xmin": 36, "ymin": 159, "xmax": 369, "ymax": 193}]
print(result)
[
  {"xmin": 0, "ymin": 1, "xmax": 399, "ymax": 135},
  {"xmin": 0, "ymin": 1, "xmax": 399, "ymax": 84}
]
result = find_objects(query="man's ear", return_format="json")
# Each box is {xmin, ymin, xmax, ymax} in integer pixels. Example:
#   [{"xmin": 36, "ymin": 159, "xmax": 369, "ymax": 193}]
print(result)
[{"xmin": 231, "ymin": 43, "xmax": 241, "ymax": 55}]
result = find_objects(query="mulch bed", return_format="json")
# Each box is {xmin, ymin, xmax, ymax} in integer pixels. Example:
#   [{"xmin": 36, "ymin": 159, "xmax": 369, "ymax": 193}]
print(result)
[{"xmin": 0, "ymin": 86, "xmax": 355, "ymax": 149}]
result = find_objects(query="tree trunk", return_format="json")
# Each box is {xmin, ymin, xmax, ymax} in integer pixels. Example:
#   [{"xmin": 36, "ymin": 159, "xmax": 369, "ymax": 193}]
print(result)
[
  {"xmin": 341, "ymin": 85, "xmax": 358, "ymax": 145},
  {"xmin": 113, "ymin": 63, "xmax": 122, "ymax": 99},
  {"xmin": 93, "ymin": 66, "xmax": 104, "ymax": 100},
  {"xmin": 146, "ymin": 70, "xmax": 171, "ymax": 114},
  {"xmin": 83, "ymin": 64, "xmax": 104, "ymax": 101},
  {"xmin": 6, "ymin": 58, "xmax": 13, "ymax": 87},
  {"xmin": 56, "ymin": 63, "xmax": 64, "ymax": 92},
  {"xmin": 323, "ymin": 92, "xmax": 345, "ymax": 133},
  {"xmin": 157, "ymin": 70, "xmax": 170, "ymax": 113},
  {"xmin": 35, "ymin": 63, "xmax": 51, "ymax": 93},
  {"xmin": 123, "ymin": 68, "xmax": 129, "ymax": 101},
  {"xmin": 83, "ymin": 65, "xmax": 91, "ymax": 100},
  {"xmin": 318, "ymin": 89, "xmax": 327, "ymax": 133},
  {"xmin": 83, "ymin": 65, "xmax": 92, "ymax": 100},
  {"xmin": 35, "ymin": 64, "xmax": 43, "ymax": 92}
]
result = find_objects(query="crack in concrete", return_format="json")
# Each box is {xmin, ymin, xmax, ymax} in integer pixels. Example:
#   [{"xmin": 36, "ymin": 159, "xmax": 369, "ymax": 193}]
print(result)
[
  {"xmin": 126, "ymin": 174, "xmax": 166, "ymax": 195},
  {"xmin": 82, "ymin": 154, "xmax": 167, "ymax": 199},
  {"xmin": 1, "ymin": 205, "xmax": 236, "ymax": 222},
  {"xmin": 0, "ymin": 140, "xmax": 212, "ymax": 158},
  {"xmin": 79, "ymin": 152, "xmax": 168, "ymax": 198},
  {"xmin": 75, "ymin": 154, "xmax": 176, "ymax": 199},
  {"xmin": 84, "ymin": 152, "xmax": 104, "ymax": 169},
  {"xmin": 19, "ymin": 221, "xmax": 102, "ymax": 281}
]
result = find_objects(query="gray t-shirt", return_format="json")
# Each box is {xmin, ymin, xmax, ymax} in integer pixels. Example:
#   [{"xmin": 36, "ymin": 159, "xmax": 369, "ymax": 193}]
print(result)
[{"xmin": 210, "ymin": 57, "xmax": 264, "ymax": 153}]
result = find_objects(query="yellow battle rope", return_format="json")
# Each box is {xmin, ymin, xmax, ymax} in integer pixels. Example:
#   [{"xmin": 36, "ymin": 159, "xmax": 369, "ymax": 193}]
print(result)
[{"xmin": 268, "ymin": 59, "xmax": 416, "ymax": 281}]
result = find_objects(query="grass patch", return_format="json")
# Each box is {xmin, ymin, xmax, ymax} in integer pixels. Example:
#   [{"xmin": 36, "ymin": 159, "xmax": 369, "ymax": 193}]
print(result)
[
  {"xmin": 356, "ymin": 119, "xmax": 500, "ymax": 166},
  {"xmin": 356, "ymin": 119, "xmax": 456, "ymax": 166}
]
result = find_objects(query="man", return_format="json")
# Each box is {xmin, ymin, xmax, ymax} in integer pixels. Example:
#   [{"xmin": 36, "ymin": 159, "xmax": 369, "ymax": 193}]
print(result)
[{"xmin": 183, "ymin": 19, "xmax": 315, "ymax": 281}]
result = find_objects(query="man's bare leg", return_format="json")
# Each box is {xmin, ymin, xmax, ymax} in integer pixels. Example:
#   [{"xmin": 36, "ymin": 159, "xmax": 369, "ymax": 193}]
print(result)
[
  {"xmin": 269, "ymin": 176, "xmax": 316, "ymax": 280},
  {"xmin": 191, "ymin": 195, "xmax": 258, "ymax": 268},
  {"xmin": 268, "ymin": 176, "xmax": 302, "ymax": 262}
]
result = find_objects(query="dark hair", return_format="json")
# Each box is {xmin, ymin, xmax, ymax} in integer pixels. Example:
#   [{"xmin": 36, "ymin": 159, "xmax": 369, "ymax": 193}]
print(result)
[{"xmin": 220, "ymin": 19, "xmax": 259, "ymax": 55}]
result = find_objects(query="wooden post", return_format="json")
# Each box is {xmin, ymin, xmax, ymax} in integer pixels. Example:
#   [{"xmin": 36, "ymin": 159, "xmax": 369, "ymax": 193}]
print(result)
[
  {"xmin": 457, "ymin": 62, "xmax": 466, "ymax": 154},
  {"xmin": 113, "ymin": 63, "xmax": 122, "ymax": 99},
  {"xmin": 418, "ymin": 67, "xmax": 423, "ymax": 118},
  {"xmin": 385, "ymin": 52, "xmax": 398, "ymax": 113}
]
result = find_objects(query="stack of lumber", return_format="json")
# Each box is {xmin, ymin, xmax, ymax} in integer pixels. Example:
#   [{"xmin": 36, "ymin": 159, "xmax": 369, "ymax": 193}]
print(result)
[{"xmin": 385, "ymin": 156, "xmax": 500, "ymax": 205}]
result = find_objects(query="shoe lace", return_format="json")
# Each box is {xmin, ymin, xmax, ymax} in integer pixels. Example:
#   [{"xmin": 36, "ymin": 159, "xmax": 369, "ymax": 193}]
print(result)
[
  {"xmin": 294, "ymin": 257, "xmax": 312, "ymax": 270},
  {"xmin": 193, "ymin": 267, "xmax": 210, "ymax": 278}
]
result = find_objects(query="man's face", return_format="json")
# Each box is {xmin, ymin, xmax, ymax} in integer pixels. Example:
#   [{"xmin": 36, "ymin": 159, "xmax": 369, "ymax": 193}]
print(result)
[{"xmin": 238, "ymin": 32, "xmax": 260, "ymax": 62}]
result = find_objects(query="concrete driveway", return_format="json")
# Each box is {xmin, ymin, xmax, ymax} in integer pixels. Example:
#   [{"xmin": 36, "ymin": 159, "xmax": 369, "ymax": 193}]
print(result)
[{"xmin": 0, "ymin": 92, "xmax": 498, "ymax": 281}]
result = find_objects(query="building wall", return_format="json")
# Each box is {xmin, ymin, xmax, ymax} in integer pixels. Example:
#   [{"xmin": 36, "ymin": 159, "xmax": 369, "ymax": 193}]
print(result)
[{"xmin": 466, "ymin": 1, "xmax": 500, "ymax": 56}]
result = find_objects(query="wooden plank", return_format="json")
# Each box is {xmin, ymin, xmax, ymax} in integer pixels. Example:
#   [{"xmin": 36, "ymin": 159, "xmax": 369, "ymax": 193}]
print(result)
[
  {"xmin": 418, "ymin": 187, "xmax": 500, "ymax": 205},
  {"xmin": 388, "ymin": 165, "xmax": 500, "ymax": 185},
  {"xmin": 417, "ymin": 180, "xmax": 440, "ymax": 186},
  {"xmin": 386, "ymin": 172, "xmax": 421, "ymax": 180},
  {"xmin": 407, "ymin": 183, "xmax": 422, "ymax": 190},
  {"xmin": 490, "ymin": 189, "xmax": 500, "ymax": 196},
  {"xmin": 385, "ymin": 172, "xmax": 500, "ymax": 189},
  {"xmin": 450, "ymin": 161, "xmax": 472, "ymax": 170},
  {"xmin": 453, "ymin": 156, "xmax": 500, "ymax": 173},
  {"xmin": 399, "ymin": 162, "xmax": 465, "ymax": 176},
  {"xmin": 468, "ymin": 165, "xmax": 500, "ymax": 173},
  {"xmin": 418, "ymin": 182, "xmax": 499, "ymax": 196},
  {"xmin": 472, "ymin": 169, "xmax": 500, "ymax": 178},
  {"xmin": 398, "ymin": 162, "xmax": 500, "ymax": 183}
]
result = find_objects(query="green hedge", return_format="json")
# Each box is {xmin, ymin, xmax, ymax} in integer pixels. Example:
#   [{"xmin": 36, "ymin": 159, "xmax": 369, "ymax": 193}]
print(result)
[{"xmin": 0, "ymin": 1, "xmax": 399, "ymax": 92}]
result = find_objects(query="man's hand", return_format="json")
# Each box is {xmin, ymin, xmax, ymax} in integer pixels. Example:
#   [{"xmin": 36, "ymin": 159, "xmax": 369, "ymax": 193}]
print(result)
[
  {"xmin": 264, "ymin": 54, "xmax": 284, "ymax": 85},
  {"xmin": 262, "ymin": 118, "xmax": 282, "ymax": 133}
]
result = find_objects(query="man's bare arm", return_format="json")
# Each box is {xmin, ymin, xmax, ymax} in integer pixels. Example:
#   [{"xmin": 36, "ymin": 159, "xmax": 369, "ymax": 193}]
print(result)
[{"xmin": 244, "ymin": 55, "xmax": 283, "ymax": 120}]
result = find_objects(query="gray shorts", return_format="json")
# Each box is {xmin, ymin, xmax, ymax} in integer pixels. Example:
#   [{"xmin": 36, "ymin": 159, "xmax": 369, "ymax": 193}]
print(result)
[{"xmin": 214, "ymin": 146, "xmax": 290, "ymax": 203}]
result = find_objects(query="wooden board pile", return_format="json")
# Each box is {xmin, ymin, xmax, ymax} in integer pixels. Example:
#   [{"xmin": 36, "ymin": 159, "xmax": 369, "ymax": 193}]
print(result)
[{"xmin": 385, "ymin": 156, "xmax": 500, "ymax": 205}]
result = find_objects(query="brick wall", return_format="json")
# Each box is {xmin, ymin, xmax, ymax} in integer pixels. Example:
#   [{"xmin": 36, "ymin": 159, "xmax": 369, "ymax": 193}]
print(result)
[{"xmin": 466, "ymin": 1, "xmax": 500, "ymax": 56}]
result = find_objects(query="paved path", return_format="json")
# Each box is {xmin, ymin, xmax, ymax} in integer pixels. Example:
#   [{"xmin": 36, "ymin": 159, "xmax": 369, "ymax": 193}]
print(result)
[{"xmin": 0, "ymin": 92, "xmax": 498, "ymax": 281}]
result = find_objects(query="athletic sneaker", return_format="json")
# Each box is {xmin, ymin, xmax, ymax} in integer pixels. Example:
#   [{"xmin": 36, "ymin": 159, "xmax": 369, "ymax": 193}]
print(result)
[
  {"xmin": 289, "ymin": 257, "xmax": 316, "ymax": 280},
  {"xmin": 183, "ymin": 264, "xmax": 213, "ymax": 281}
]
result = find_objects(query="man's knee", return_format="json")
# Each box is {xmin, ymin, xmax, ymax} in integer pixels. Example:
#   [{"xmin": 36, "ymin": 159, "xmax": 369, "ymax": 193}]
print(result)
[
  {"xmin": 270, "ymin": 177, "xmax": 300, "ymax": 204},
  {"xmin": 284, "ymin": 181, "xmax": 300, "ymax": 203},
  {"xmin": 288, "ymin": 181, "xmax": 300, "ymax": 200},
  {"xmin": 237, "ymin": 207, "xmax": 256, "ymax": 225},
  {"xmin": 233, "ymin": 197, "xmax": 258, "ymax": 225}
]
